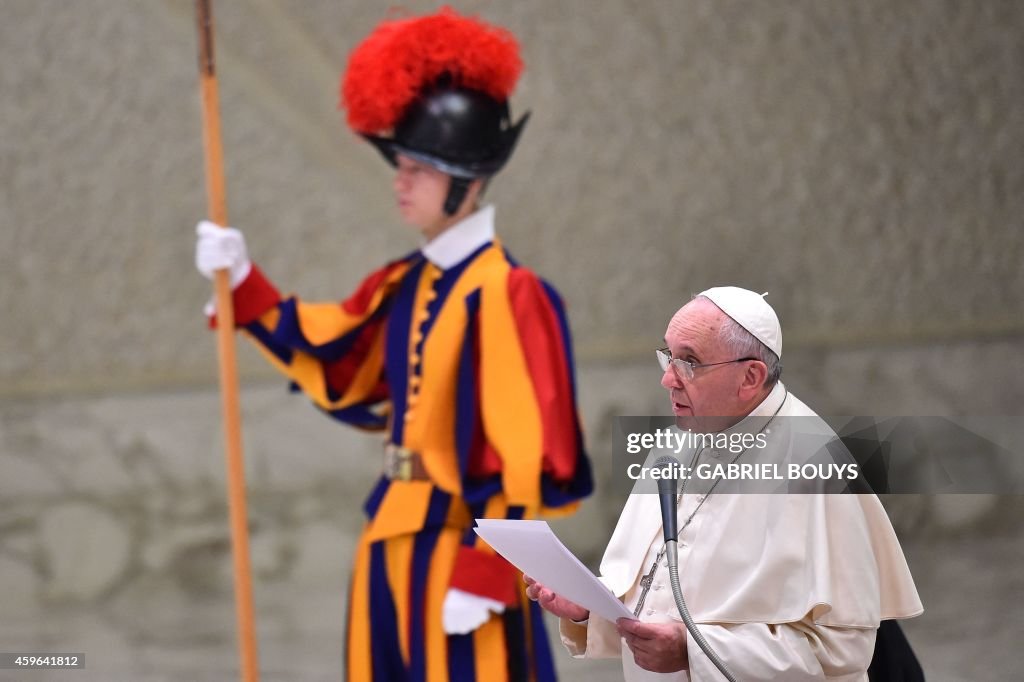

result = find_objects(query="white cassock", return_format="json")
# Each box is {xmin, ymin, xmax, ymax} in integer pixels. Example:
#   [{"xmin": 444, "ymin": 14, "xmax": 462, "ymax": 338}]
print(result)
[{"xmin": 560, "ymin": 383, "xmax": 923, "ymax": 681}]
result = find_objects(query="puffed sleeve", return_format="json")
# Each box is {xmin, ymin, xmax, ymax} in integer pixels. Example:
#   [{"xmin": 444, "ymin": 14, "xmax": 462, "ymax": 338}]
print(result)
[
  {"xmin": 211, "ymin": 259, "xmax": 412, "ymax": 429},
  {"xmin": 447, "ymin": 267, "xmax": 594, "ymax": 605}
]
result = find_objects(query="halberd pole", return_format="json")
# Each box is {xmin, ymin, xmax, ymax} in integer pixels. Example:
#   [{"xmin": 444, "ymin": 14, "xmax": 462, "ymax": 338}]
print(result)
[{"xmin": 194, "ymin": 1, "xmax": 259, "ymax": 680}]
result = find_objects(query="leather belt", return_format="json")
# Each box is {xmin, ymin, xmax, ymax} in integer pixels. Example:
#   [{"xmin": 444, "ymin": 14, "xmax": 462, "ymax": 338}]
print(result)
[{"xmin": 383, "ymin": 443, "xmax": 431, "ymax": 482}]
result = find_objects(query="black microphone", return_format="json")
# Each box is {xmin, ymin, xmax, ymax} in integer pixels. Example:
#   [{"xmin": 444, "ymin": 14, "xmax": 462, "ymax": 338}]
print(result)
[{"xmin": 654, "ymin": 455, "xmax": 679, "ymax": 544}]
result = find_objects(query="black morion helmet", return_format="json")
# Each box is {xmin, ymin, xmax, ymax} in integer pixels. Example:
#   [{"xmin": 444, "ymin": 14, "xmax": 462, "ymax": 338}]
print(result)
[{"xmin": 341, "ymin": 9, "xmax": 529, "ymax": 215}]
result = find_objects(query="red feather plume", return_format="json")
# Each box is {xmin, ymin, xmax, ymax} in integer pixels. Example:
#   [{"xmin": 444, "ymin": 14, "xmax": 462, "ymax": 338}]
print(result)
[{"xmin": 341, "ymin": 6, "xmax": 523, "ymax": 134}]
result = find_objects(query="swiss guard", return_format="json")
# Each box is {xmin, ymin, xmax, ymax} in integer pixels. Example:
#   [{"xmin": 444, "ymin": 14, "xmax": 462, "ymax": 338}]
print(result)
[{"xmin": 194, "ymin": 7, "xmax": 593, "ymax": 681}]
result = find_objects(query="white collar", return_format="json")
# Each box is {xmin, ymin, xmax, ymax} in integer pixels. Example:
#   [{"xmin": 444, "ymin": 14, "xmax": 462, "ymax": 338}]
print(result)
[
  {"xmin": 420, "ymin": 204, "xmax": 496, "ymax": 270},
  {"xmin": 747, "ymin": 381, "xmax": 788, "ymax": 419},
  {"xmin": 720, "ymin": 381, "xmax": 789, "ymax": 437}
]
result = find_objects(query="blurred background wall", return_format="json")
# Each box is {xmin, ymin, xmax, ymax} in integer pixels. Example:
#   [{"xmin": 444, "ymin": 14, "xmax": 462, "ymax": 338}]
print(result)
[{"xmin": 1, "ymin": 0, "xmax": 1021, "ymax": 679}]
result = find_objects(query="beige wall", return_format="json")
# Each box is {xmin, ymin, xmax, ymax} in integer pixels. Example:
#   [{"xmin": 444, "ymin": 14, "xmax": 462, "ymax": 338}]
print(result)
[
  {"xmin": 1, "ymin": 1, "xmax": 1021, "ymax": 679},
  {"xmin": 3, "ymin": 0, "xmax": 1022, "ymax": 395}
]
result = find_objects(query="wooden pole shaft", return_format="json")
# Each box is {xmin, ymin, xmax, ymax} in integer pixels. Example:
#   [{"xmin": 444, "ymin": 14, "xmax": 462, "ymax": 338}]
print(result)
[
  {"xmin": 200, "ymin": 74, "xmax": 228, "ymax": 227},
  {"xmin": 195, "ymin": 2, "xmax": 260, "ymax": 681}
]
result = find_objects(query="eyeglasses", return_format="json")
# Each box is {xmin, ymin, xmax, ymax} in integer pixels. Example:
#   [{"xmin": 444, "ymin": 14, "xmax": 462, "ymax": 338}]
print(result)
[{"xmin": 656, "ymin": 348, "xmax": 758, "ymax": 381}]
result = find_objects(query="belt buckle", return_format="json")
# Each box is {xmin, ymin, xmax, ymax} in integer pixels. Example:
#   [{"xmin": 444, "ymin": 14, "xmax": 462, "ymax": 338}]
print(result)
[{"xmin": 385, "ymin": 444, "xmax": 414, "ymax": 482}]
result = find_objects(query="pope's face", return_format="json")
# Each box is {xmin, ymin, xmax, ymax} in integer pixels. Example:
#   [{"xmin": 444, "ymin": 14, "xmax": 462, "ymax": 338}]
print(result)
[
  {"xmin": 393, "ymin": 154, "xmax": 450, "ymax": 239},
  {"xmin": 661, "ymin": 299, "xmax": 751, "ymax": 432}
]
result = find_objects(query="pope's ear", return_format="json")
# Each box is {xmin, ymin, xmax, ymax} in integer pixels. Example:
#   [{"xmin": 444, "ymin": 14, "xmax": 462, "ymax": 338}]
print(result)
[{"xmin": 738, "ymin": 360, "xmax": 768, "ymax": 398}]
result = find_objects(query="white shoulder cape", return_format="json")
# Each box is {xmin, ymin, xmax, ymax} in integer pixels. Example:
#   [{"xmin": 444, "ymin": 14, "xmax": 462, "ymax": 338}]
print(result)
[{"xmin": 599, "ymin": 384, "xmax": 923, "ymax": 628}]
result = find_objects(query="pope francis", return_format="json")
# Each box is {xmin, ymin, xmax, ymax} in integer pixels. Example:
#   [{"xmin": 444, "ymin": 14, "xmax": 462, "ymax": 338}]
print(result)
[{"xmin": 526, "ymin": 287, "xmax": 923, "ymax": 680}]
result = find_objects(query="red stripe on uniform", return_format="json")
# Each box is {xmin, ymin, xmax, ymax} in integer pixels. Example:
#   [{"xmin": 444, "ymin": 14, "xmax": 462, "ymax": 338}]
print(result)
[
  {"xmin": 209, "ymin": 264, "xmax": 282, "ymax": 328},
  {"xmin": 341, "ymin": 259, "xmax": 409, "ymax": 316},
  {"xmin": 323, "ymin": 317, "xmax": 386, "ymax": 396},
  {"xmin": 449, "ymin": 545, "xmax": 519, "ymax": 606},
  {"xmin": 506, "ymin": 269, "xmax": 578, "ymax": 482}
]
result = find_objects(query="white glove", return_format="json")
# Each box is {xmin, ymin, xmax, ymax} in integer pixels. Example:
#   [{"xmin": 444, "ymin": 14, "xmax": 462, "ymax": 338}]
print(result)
[
  {"xmin": 441, "ymin": 588, "xmax": 506, "ymax": 635},
  {"xmin": 195, "ymin": 220, "xmax": 252, "ymax": 288}
]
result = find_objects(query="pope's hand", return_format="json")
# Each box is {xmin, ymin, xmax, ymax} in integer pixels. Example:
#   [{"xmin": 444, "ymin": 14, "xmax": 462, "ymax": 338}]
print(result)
[
  {"xmin": 195, "ymin": 220, "xmax": 252, "ymax": 288},
  {"xmin": 523, "ymin": 575, "xmax": 589, "ymax": 622},
  {"xmin": 441, "ymin": 588, "xmax": 505, "ymax": 635},
  {"xmin": 616, "ymin": 618, "xmax": 689, "ymax": 673}
]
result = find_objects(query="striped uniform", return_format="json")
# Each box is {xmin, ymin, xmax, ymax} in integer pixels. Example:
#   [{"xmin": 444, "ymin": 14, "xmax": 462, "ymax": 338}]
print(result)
[{"xmin": 222, "ymin": 207, "xmax": 593, "ymax": 681}]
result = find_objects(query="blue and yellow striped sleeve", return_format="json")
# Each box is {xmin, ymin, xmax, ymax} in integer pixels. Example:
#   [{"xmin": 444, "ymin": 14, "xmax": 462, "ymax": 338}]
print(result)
[
  {"xmin": 216, "ymin": 259, "xmax": 412, "ymax": 429},
  {"xmin": 449, "ymin": 265, "xmax": 594, "ymax": 603}
]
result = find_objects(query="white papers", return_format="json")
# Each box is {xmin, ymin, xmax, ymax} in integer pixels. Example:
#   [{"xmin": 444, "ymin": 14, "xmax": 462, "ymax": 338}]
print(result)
[{"xmin": 473, "ymin": 519, "xmax": 634, "ymax": 622}]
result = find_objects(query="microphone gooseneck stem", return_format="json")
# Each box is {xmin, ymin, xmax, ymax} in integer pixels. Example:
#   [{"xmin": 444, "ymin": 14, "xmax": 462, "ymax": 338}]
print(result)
[
  {"xmin": 665, "ymin": 539, "xmax": 738, "ymax": 682},
  {"xmin": 652, "ymin": 453, "xmax": 736, "ymax": 678}
]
